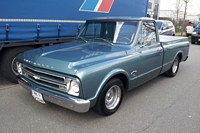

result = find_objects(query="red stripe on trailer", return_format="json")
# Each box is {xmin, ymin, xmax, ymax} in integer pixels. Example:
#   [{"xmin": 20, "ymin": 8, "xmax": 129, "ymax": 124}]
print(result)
[{"xmin": 98, "ymin": 0, "xmax": 114, "ymax": 12}]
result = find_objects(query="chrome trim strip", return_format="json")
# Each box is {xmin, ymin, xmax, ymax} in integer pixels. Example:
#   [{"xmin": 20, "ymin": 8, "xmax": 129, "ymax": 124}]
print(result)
[
  {"xmin": 18, "ymin": 78, "xmax": 90, "ymax": 113},
  {"xmin": 22, "ymin": 68, "xmax": 65, "ymax": 85},
  {"xmin": 24, "ymin": 75, "xmax": 67, "ymax": 92},
  {"xmin": 0, "ymin": 18, "xmax": 85, "ymax": 23},
  {"xmin": 22, "ymin": 64, "xmax": 65, "ymax": 83}
]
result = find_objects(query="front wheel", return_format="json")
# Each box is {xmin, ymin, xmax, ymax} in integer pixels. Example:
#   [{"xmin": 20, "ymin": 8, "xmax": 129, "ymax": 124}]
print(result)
[
  {"xmin": 165, "ymin": 56, "xmax": 180, "ymax": 77},
  {"xmin": 94, "ymin": 78, "xmax": 124, "ymax": 116}
]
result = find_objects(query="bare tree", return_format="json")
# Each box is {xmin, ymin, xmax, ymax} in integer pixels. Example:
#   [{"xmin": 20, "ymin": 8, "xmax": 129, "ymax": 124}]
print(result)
[
  {"xmin": 181, "ymin": 0, "xmax": 191, "ymax": 35},
  {"xmin": 174, "ymin": 0, "xmax": 183, "ymax": 32},
  {"xmin": 175, "ymin": 0, "xmax": 183, "ymax": 21}
]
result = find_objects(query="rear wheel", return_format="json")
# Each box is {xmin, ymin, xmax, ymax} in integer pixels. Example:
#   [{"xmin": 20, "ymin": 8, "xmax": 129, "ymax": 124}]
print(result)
[
  {"xmin": 94, "ymin": 78, "xmax": 124, "ymax": 116},
  {"xmin": 0, "ymin": 47, "xmax": 33, "ymax": 83},
  {"xmin": 165, "ymin": 56, "xmax": 180, "ymax": 77}
]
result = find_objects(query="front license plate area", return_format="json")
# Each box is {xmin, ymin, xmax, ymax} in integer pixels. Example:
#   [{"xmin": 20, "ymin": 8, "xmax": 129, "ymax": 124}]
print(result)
[{"xmin": 31, "ymin": 90, "xmax": 46, "ymax": 104}]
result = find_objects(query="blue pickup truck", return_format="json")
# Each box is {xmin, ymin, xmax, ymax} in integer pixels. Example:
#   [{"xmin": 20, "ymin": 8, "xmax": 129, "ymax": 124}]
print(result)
[{"xmin": 16, "ymin": 17, "xmax": 190, "ymax": 116}]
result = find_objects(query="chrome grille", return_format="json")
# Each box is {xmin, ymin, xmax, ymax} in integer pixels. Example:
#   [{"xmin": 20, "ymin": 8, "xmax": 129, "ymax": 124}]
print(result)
[{"xmin": 21, "ymin": 64, "xmax": 68, "ymax": 92}]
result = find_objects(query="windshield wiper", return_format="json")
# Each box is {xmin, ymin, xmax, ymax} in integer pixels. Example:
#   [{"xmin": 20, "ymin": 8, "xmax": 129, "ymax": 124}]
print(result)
[
  {"xmin": 76, "ymin": 37, "xmax": 88, "ymax": 43},
  {"xmin": 94, "ymin": 38, "xmax": 113, "ymax": 46}
]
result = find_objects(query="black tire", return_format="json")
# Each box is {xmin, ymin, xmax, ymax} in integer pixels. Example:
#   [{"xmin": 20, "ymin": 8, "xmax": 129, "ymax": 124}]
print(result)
[
  {"xmin": 165, "ymin": 56, "xmax": 180, "ymax": 77},
  {"xmin": 191, "ymin": 41, "xmax": 195, "ymax": 44},
  {"xmin": 94, "ymin": 77, "xmax": 124, "ymax": 116},
  {"xmin": 0, "ymin": 47, "xmax": 33, "ymax": 83}
]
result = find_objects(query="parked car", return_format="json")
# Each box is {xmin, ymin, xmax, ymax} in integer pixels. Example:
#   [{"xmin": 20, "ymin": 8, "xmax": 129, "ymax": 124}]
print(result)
[
  {"xmin": 185, "ymin": 22, "xmax": 197, "ymax": 36},
  {"xmin": 156, "ymin": 20, "xmax": 175, "ymax": 36},
  {"xmin": 191, "ymin": 22, "xmax": 200, "ymax": 44}
]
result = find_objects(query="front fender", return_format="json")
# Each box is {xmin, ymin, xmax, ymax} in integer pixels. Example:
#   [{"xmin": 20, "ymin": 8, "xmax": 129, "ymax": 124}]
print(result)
[{"xmin": 87, "ymin": 69, "xmax": 130, "ymax": 107}]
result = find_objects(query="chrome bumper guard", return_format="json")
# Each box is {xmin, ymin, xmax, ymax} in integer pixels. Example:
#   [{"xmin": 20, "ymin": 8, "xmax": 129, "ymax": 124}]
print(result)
[{"xmin": 18, "ymin": 78, "xmax": 90, "ymax": 113}]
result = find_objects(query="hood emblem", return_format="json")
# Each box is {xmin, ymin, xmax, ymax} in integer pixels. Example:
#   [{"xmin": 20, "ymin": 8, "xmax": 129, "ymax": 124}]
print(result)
[{"xmin": 23, "ymin": 59, "xmax": 54, "ymax": 69}]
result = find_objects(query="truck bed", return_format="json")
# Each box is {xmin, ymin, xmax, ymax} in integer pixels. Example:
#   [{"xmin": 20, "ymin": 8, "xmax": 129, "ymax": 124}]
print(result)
[{"xmin": 159, "ymin": 35, "xmax": 188, "ymax": 44}]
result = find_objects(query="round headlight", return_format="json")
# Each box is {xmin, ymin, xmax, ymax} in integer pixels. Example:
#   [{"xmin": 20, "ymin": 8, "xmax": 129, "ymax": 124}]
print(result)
[
  {"xmin": 71, "ymin": 80, "xmax": 79, "ymax": 93},
  {"xmin": 68, "ymin": 80, "xmax": 79, "ymax": 96}
]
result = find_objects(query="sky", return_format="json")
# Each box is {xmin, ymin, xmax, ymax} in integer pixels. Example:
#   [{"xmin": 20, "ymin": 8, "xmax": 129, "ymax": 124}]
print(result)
[{"xmin": 160, "ymin": 0, "xmax": 200, "ymax": 15}]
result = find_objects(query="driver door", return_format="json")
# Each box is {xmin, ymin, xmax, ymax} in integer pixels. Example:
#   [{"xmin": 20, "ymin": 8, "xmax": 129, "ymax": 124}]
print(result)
[{"xmin": 136, "ymin": 21, "xmax": 163, "ymax": 86}]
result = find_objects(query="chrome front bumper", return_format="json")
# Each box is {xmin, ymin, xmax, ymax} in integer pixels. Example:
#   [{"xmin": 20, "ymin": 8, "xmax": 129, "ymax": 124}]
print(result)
[{"xmin": 18, "ymin": 78, "xmax": 90, "ymax": 113}]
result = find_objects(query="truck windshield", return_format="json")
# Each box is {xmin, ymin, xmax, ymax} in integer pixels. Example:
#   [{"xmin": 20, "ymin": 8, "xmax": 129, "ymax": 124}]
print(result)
[{"xmin": 76, "ymin": 21, "xmax": 138, "ymax": 45}]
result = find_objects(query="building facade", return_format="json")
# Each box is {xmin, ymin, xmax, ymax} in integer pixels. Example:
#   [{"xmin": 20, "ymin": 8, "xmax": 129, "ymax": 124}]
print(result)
[{"xmin": 147, "ymin": 0, "xmax": 160, "ymax": 19}]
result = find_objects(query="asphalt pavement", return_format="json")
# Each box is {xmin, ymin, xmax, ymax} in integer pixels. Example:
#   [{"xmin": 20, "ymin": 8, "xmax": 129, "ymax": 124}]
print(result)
[{"xmin": 0, "ymin": 44, "xmax": 200, "ymax": 133}]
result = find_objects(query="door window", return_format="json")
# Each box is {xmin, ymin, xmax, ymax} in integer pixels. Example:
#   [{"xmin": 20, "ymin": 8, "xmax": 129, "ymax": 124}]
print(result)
[{"xmin": 137, "ymin": 21, "xmax": 157, "ymax": 46}]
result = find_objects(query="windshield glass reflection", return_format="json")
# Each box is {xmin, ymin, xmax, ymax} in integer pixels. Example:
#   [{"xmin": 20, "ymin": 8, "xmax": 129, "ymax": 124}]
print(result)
[{"xmin": 77, "ymin": 21, "xmax": 138, "ymax": 45}]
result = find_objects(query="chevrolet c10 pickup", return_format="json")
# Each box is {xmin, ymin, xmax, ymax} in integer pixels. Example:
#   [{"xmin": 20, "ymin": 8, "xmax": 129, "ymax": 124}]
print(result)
[{"xmin": 16, "ymin": 17, "xmax": 190, "ymax": 116}]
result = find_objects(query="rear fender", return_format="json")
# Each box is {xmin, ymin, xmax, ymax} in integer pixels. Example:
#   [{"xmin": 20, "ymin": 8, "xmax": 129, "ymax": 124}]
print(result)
[{"xmin": 174, "ymin": 50, "xmax": 183, "ymax": 62}]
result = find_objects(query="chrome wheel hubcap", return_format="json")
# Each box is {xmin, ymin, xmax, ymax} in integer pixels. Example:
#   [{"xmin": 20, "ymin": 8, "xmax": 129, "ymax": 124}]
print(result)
[
  {"xmin": 105, "ymin": 85, "xmax": 121, "ymax": 110},
  {"xmin": 172, "ymin": 59, "xmax": 178, "ymax": 74}
]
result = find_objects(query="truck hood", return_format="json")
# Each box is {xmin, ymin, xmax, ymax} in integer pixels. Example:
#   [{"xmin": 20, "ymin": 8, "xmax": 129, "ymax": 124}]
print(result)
[{"xmin": 20, "ymin": 41, "xmax": 128, "ymax": 75}]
